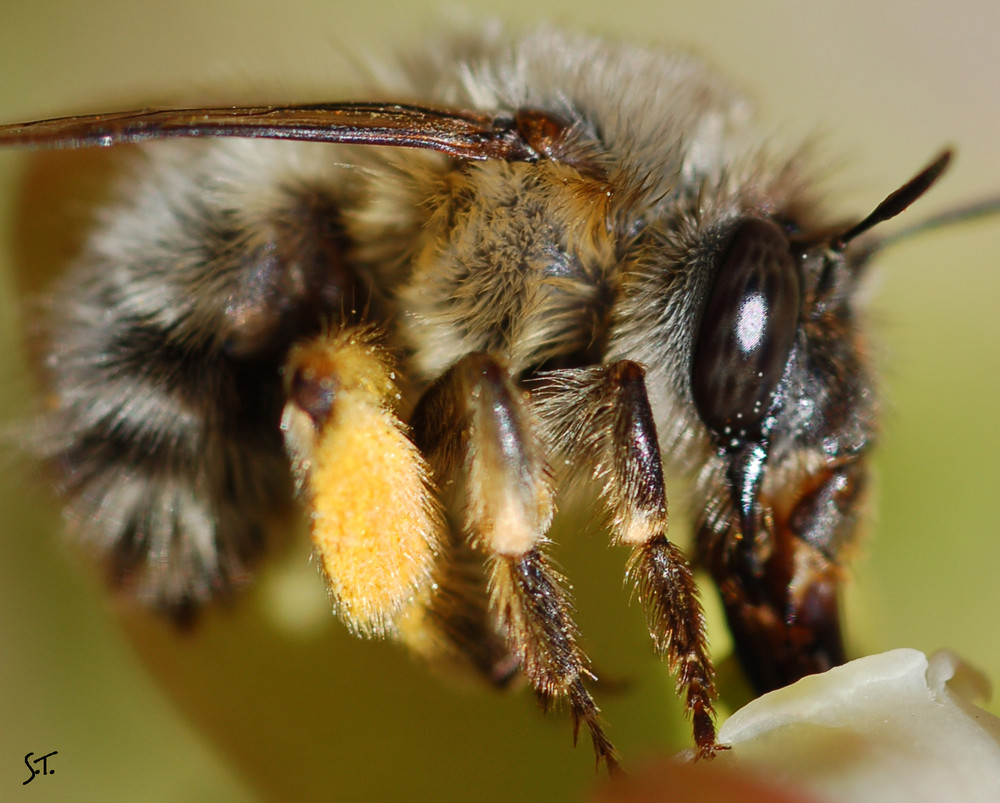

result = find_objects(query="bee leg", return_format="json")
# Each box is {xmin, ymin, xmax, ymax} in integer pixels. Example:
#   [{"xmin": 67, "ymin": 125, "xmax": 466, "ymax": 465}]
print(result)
[
  {"xmin": 411, "ymin": 354, "xmax": 621, "ymax": 773},
  {"xmin": 406, "ymin": 533, "xmax": 522, "ymax": 687},
  {"xmin": 532, "ymin": 361, "xmax": 720, "ymax": 758},
  {"xmin": 282, "ymin": 328, "xmax": 518, "ymax": 683},
  {"xmin": 281, "ymin": 327, "xmax": 442, "ymax": 637}
]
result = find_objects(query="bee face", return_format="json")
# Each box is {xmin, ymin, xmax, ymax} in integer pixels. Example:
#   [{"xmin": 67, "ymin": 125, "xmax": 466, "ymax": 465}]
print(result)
[{"xmin": 2, "ymin": 4, "xmax": 999, "ymax": 797}]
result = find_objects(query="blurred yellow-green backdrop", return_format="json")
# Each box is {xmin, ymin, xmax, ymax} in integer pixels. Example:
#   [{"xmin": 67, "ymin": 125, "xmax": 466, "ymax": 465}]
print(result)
[{"xmin": 1, "ymin": 1, "xmax": 998, "ymax": 801}]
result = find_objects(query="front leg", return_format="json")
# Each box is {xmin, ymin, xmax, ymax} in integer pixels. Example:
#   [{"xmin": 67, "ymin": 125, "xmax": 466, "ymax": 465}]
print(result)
[
  {"xmin": 411, "ymin": 354, "xmax": 621, "ymax": 773},
  {"xmin": 533, "ymin": 361, "xmax": 721, "ymax": 758}
]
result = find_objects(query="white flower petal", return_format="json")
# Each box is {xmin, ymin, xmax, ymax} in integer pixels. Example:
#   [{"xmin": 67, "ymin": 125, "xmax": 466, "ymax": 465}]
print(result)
[{"xmin": 715, "ymin": 648, "xmax": 1000, "ymax": 803}]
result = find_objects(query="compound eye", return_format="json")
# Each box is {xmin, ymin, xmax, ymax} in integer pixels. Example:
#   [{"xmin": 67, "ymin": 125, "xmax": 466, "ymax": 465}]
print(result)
[{"xmin": 692, "ymin": 217, "xmax": 800, "ymax": 442}]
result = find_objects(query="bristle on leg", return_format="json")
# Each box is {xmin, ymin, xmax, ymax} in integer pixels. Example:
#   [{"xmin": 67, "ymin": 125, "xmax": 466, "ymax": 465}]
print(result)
[
  {"xmin": 412, "ymin": 353, "xmax": 621, "ymax": 773},
  {"xmin": 533, "ymin": 361, "xmax": 722, "ymax": 758}
]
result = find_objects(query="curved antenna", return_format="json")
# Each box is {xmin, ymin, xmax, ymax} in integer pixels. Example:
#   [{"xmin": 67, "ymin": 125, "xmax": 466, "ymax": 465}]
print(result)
[
  {"xmin": 0, "ymin": 102, "xmax": 563, "ymax": 163},
  {"xmin": 870, "ymin": 193, "xmax": 1000, "ymax": 254},
  {"xmin": 831, "ymin": 149, "xmax": 953, "ymax": 252}
]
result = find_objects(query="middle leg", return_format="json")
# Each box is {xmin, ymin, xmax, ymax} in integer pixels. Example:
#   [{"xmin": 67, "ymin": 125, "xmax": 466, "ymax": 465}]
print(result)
[{"xmin": 411, "ymin": 353, "xmax": 621, "ymax": 773}]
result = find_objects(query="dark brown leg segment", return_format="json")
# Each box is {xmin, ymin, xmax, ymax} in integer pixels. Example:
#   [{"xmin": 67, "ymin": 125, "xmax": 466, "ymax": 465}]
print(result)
[
  {"xmin": 533, "ymin": 361, "xmax": 721, "ymax": 758},
  {"xmin": 419, "ymin": 532, "xmax": 520, "ymax": 687},
  {"xmin": 412, "ymin": 354, "xmax": 620, "ymax": 772}
]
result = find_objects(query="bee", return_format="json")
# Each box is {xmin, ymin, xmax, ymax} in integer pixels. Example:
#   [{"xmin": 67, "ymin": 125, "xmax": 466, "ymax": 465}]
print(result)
[{"xmin": 0, "ymin": 26, "xmax": 984, "ymax": 771}]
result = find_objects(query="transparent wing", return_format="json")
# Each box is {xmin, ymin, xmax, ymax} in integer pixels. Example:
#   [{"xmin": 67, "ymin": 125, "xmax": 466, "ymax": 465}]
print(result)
[{"xmin": 0, "ymin": 102, "xmax": 548, "ymax": 161}]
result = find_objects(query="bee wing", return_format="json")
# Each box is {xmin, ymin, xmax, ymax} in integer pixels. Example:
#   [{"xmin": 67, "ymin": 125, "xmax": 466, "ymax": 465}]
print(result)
[{"xmin": 0, "ymin": 102, "xmax": 546, "ymax": 162}]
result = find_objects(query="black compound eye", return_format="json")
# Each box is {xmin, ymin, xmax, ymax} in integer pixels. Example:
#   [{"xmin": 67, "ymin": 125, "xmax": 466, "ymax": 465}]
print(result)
[{"xmin": 691, "ymin": 217, "xmax": 800, "ymax": 442}]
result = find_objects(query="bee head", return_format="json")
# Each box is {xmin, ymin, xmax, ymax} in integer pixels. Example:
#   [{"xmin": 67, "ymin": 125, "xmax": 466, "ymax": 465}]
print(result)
[{"xmin": 691, "ymin": 150, "xmax": 956, "ymax": 691}]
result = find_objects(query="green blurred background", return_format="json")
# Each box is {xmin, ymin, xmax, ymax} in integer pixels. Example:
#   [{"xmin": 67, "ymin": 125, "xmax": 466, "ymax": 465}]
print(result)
[{"xmin": 1, "ymin": 1, "xmax": 998, "ymax": 800}]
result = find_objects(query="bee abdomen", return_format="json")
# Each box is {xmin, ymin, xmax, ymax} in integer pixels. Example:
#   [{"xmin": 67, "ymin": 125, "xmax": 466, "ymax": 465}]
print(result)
[
  {"xmin": 33, "ymin": 141, "xmax": 366, "ymax": 617},
  {"xmin": 38, "ymin": 312, "xmax": 291, "ymax": 615}
]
